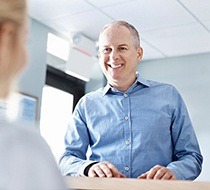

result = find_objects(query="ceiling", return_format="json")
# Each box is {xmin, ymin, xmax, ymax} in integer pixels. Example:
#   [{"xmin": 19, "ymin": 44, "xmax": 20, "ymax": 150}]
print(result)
[{"xmin": 28, "ymin": 0, "xmax": 210, "ymax": 61}]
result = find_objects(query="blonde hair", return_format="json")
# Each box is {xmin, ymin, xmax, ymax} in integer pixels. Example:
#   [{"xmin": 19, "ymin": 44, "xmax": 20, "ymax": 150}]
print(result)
[{"xmin": 0, "ymin": 0, "xmax": 26, "ymax": 26}]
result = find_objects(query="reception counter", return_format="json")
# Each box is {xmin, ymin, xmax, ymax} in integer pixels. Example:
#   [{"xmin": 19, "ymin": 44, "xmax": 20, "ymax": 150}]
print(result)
[{"xmin": 65, "ymin": 176, "xmax": 210, "ymax": 190}]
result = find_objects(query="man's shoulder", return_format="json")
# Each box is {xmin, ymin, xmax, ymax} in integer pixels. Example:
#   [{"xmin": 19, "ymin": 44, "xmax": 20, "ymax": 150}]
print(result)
[
  {"xmin": 147, "ymin": 80, "xmax": 176, "ymax": 89},
  {"xmin": 75, "ymin": 87, "xmax": 106, "ymax": 112},
  {"xmin": 145, "ymin": 80, "xmax": 180, "ymax": 95}
]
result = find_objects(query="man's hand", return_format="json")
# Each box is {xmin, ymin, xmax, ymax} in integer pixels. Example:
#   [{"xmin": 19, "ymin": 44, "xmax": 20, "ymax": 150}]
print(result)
[
  {"xmin": 138, "ymin": 165, "xmax": 176, "ymax": 180},
  {"xmin": 88, "ymin": 161, "xmax": 126, "ymax": 178}
]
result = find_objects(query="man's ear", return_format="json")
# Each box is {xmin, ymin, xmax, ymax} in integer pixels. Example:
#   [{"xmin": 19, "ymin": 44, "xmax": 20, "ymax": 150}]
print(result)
[
  {"xmin": 137, "ymin": 47, "xmax": 143, "ymax": 61},
  {"xmin": 97, "ymin": 50, "xmax": 101, "ymax": 58}
]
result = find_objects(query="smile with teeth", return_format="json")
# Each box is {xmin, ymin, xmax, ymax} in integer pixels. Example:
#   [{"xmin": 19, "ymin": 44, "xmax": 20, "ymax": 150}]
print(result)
[{"xmin": 108, "ymin": 63, "xmax": 123, "ymax": 69}]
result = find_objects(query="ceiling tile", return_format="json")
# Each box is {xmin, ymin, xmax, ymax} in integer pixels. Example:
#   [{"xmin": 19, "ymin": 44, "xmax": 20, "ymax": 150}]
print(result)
[
  {"xmin": 44, "ymin": 9, "xmax": 112, "ymax": 40},
  {"xmin": 86, "ymin": 0, "xmax": 137, "ymax": 8},
  {"xmin": 101, "ymin": 0, "xmax": 196, "ymax": 31},
  {"xmin": 203, "ymin": 20, "xmax": 210, "ymax": 30},
  {"xmin": 141, "ymin": 23, "xmax": 210, "ymax": 57},
  {"xmin": 28, "ymin": 0, "xmax": 210, "ymax": 61},
  {"xmin": 141, "ymin": 40, "xmax": 166, "ymax": 61},
  {"xmin": 179, "ymin": 0, "xmax": 210, "ymax": 21},
  {"xmin": 28, "ymin": 0, "xmax": 94, "ymax": 21}
]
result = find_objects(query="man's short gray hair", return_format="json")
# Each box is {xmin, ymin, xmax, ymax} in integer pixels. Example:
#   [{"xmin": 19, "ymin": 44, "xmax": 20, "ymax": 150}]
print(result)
[{"xmin": 99, "ymin": 20, "xmax": 140, "ymax": 49}]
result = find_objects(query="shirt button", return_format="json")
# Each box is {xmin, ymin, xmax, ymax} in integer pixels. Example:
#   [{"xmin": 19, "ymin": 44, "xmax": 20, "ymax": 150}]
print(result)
[
  {"xmin": 124, "ymin": 115, "xmax": 129, "ymax": 120},
  {"xmin": 124, "ymin": 166, "xmax": 130, "ymax": 172},
  {"xmin": 124, "ymin": 93, "xmax": 128, "ymax": 98},
  {"xmin": 125, "ymin": 140, "xmax": 130, "ymax": 145}
]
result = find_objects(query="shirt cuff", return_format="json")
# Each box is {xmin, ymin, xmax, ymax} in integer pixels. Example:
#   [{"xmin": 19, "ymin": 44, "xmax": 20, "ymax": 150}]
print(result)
[{"xmin": 78, "ymin": 161, "xmax": 98, "ymax": 176}]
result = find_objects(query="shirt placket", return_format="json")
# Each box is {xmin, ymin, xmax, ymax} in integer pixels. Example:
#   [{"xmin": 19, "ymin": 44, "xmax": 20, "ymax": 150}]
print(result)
[{"xmin": 122, "ymin": 92, "xmax": 132, "ymax": 177}]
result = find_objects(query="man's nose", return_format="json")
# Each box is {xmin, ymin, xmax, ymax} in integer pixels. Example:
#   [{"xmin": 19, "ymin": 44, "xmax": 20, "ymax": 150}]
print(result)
[{"xmin": 110, "ymin": 49, "xmax": 119, "ymax": 61}]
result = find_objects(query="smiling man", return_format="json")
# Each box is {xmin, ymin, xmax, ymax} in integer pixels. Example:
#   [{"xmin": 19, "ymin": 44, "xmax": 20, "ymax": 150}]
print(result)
[
  {"xmin": 98, "ymin": 22, "xmax": 143, "ymax": 92},
  {"xmin": 59, "ymin": 20, "xmax": 202, "ymax": 180}
]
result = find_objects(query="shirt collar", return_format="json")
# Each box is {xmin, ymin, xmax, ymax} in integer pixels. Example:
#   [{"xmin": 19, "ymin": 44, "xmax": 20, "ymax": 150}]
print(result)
[
  {"xmin": 135, "ymin": 72, "xmax": 150, "ymax": 87},
  {"xmin": 101, "ymin": 72, "xmax": 150, "ymax": 97}
]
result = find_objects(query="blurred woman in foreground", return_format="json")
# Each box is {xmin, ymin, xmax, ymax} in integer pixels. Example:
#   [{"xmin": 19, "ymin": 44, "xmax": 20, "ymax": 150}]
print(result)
[{"xmin": 0, "ymin": 0, "xmax": 67, "ymax": 189}]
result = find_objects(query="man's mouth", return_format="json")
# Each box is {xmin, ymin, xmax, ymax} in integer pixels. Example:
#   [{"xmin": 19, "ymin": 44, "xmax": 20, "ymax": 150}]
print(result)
[{"xmin": 107, "ymin": 63, "xmax": 123, "ymax": 69}]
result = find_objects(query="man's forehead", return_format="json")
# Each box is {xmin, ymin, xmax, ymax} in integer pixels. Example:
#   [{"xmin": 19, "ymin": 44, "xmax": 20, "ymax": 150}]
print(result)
[
  {"xmin": 99, "ymin": 26, "xmax": 131, "ymax": 43},
  {"xmin": 101, "ymin": 25, "xmax": 129, "ymax": 35}
]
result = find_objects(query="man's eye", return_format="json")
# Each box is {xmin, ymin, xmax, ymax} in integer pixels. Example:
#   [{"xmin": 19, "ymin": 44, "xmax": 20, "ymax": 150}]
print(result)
[
  {"xmin": 120, "ymin": 47, "xmax": 127, "ymax": 51},
  {"xmin": 102, "ymin": 48, "xmax": 111, "ymax": 54}
]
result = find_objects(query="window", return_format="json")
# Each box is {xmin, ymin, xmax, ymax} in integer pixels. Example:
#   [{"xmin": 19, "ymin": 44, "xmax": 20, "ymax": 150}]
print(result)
[
  {"xmin": 40, "ymin": 85, "xmax": 73, "ymax": 163},
  {"xmin": 40, "ymin": 65, "xmax": 86, "ymax": 162},
  {"xmin": 47, "ymin": 33, "xmax": 70, "ymax": 61}
]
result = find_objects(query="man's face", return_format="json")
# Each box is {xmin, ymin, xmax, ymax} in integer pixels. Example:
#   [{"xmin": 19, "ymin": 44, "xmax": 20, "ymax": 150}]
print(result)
[{"xmin": 98, "ymin": 25, "xmax": 142, "ymax": 90}]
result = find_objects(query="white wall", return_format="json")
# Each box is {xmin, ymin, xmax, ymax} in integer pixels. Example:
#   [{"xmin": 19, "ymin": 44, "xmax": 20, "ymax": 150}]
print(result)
[
  {"xmin": 18, "ymin": 18, "xmax": 49, "ymax": 126},
  {"xmin": 138, "ymin": 52, "xmax": 210, "ymax": 182}
]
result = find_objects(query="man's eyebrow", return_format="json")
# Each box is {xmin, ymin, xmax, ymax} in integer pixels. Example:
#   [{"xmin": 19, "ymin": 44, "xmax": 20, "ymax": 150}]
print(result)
[
  {"xmin": 118, "ymin": 44, "xmax": 128, "ymax": 46},
  {"xmin": 100, "ymin": 44, "xmax": 128, "ymax": 49}
]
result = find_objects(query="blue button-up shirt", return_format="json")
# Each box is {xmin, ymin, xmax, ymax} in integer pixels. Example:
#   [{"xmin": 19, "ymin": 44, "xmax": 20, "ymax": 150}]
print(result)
[{"xmin": 59, "ymin": 73, "xmax": 203, "ymax": 179}]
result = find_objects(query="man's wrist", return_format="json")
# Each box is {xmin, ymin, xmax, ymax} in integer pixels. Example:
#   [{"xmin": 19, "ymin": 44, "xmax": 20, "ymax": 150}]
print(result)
[{"xmin": 84, "ymin": 162, "xmax": 98, "ymax": 176}]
